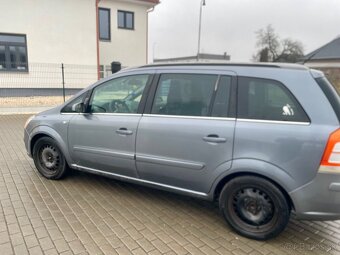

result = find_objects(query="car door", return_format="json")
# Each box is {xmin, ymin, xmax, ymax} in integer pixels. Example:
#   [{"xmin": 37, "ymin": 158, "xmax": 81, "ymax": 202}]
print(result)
[
  {"xmin": 68, "ymin": 72, "xmax": 153, "ymax": 178},
  {"xmin": 135, "ymin": 69, "xmax": 237, "ymax": 194}
]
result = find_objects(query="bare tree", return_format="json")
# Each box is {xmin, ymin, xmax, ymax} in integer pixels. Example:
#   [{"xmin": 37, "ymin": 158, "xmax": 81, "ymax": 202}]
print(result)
[{"xmin": 253, "ymin": 25, "xmax": 304, "ymax": 63}]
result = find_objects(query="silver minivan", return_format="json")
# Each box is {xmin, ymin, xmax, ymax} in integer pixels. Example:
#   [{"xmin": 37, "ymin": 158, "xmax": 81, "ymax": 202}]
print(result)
[{"xmin": 24, "ymin": 63, "xmax": 340, "ymax": 240}]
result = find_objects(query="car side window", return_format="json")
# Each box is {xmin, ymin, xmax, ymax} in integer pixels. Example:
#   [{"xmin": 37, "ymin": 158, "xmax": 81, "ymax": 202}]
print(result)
[
  {"xmin": 237, "ymin": 77, "xmax": 309, "ymax": 122},
  {"xmin": 151, "ymin": 74, "xmax": 217, "ymax": 117},
  {"xmin": 211, "ymin": 76, "xmax": 232, "ymax": 117},
  {"xmin": 61, "ymin": 92, "xmax": 87, "ymax": 113},
  {"xmin": 89, "ymin": 74, "xmax": 150, "ymax": 113}
]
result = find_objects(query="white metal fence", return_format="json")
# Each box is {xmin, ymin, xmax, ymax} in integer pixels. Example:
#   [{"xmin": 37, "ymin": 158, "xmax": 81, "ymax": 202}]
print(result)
[{"xmin": 0, "ymin": 62, "xmax": 109, "ymax": 108}]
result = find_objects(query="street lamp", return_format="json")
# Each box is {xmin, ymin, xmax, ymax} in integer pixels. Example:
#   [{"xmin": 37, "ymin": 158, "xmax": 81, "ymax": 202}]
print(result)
[{"xmin": 197, "ymin": 0, "xmax": 206, "ymax": 61}]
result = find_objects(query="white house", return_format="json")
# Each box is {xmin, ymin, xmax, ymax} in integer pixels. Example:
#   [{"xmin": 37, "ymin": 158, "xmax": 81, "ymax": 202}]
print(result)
[{"xmin": 0, "ymin": 0, "xmax": 159, "ymax": 90}]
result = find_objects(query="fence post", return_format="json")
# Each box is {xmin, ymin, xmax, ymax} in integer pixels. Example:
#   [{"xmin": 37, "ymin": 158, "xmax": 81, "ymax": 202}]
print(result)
[{"xmin": 61, "ymin": 63, "xmax": 65, "ymax": 102}]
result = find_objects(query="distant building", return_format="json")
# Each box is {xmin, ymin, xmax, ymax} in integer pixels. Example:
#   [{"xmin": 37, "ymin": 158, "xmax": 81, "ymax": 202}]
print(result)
[
  {"xmin": 301, "ymin": 37, "xmax": 340, "ymax": 92},
  {"xmin": 302, "ymin": 37, "xmax": 340, "ymax": 68},
  {"xmin": 154, "ymin": 53, "xmax": 231, "ymax": 63}
]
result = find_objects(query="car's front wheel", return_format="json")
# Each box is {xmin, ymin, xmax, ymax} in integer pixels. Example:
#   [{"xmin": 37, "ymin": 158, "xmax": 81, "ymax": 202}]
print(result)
[
  {"xmin": 219, "ymin": 175, "xmax": 290, "ymax": 240},
  {"xmin": 32, "ymin": 137, "xmax": 68, "ymax": 179}
]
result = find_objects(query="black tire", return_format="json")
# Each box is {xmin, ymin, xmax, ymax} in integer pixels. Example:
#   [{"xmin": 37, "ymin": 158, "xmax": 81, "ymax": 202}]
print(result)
[
  {"xmin": 32, "ymin": 137, "xmax": 68, "ymax": 180},
  {"xmin": 219, "ymin": 175, "xmax": 290, "ymax": 240}
]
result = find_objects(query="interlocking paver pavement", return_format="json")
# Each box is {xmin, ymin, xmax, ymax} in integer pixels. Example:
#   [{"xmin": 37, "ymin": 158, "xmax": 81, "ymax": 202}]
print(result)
[{"xmin": 1, "ymin": 114, "xmax": 340, "ymax": 255}]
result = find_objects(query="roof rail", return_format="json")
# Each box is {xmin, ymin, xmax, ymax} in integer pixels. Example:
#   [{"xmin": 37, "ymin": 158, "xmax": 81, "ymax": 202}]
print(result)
[{"xmin": 138, "ymin": 62, "xmax": 308, "ymax": 70}]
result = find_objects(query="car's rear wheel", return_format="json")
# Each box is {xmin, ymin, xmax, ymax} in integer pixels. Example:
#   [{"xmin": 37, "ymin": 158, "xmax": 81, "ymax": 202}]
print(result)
[
  {"xmin": 32, "ymin": 137, "xmax": 68, "ymax": 179},
  {"xmin": 219, "ymin": 175, "xmax": 290, "ymax": 240}
]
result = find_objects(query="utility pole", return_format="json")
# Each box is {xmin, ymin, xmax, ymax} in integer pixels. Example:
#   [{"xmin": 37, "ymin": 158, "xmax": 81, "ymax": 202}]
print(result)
[{"xmin": 197, "ymin": 0, "xmax": 206, "ymax": 61}]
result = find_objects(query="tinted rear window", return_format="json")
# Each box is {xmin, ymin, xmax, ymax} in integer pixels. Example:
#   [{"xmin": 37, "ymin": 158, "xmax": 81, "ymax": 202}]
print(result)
[
  {"xmin": 315, "ymin": 77, "xmax": 340, "ymax": 122},
  {"xmin": 238, "ymin": 77, "xmax": 310, "ymax": 122}
]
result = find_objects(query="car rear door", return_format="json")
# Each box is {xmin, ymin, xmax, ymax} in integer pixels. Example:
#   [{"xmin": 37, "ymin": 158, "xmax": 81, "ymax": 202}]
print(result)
[{"xmin": 135, "ymin": 69, "xmax": 237, "ymax": 194}]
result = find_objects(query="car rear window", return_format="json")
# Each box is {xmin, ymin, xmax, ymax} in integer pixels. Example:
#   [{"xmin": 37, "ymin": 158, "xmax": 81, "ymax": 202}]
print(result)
[
  {"xmin": 237, "ymin": 77, "xmax": 310, "ymax": 123},
  {"xmin": 315, "ymin": 77, "xmax": 340, "ymax": 122}
]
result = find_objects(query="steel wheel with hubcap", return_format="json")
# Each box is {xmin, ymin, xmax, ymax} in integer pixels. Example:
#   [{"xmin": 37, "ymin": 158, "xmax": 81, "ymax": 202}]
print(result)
[
  {"xmin": 33, "ymin": 137, "xmax": 68, "ymax": 179},
  {"xmin": 219, "ymin": 175, "xmax": 290, "ymax": 240}
]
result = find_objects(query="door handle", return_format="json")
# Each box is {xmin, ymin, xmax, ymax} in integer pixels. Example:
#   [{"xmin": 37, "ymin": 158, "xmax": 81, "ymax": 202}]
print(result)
[
  {"xmin": 116, "ymin": 128, "xmax": 133, "ymax": 135},
  {"xmin": 203, "ymin": 135, "xmax": 226, "ymax": 143}
]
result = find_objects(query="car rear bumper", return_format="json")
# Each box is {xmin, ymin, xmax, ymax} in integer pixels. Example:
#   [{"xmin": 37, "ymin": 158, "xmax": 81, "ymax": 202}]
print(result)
[{"xmin": 290, "ymin": 171, "xmax": 340, "ymax": 220}]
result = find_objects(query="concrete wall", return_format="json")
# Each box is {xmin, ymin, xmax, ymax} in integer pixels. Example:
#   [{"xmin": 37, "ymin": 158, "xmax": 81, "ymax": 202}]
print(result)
[
  {"xmin": 0, "ymin": 0, "xmax": 97, "ymax": 65},
  {"xmin": 305, "ymin": 59, "xmax": 340, "ymax": 68},
  {"xmin": 99, "ymin": 0, "xmax": 150, "ymax": 67}
]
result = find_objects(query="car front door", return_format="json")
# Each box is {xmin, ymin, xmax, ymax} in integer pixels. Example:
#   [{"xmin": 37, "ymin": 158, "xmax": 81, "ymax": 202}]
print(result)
[
  {"xmin": 68, "ymin": 72, "xmax": 153, "ymax": 178},
  {"xmin": 135, "ymin": 70, "xmax": 237, "ymax": 194}
]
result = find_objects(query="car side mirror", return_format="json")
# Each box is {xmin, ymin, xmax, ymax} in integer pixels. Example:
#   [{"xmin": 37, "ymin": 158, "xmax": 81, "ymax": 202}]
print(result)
[{"xmin": 72, "ymin": 102, "xmax": 85, "ymax": 113}]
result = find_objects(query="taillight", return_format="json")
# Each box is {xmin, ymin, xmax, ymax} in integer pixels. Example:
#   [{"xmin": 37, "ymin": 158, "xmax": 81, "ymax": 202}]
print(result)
[{"xmin": 320, "ymin": 129, "xmax": 340, "ymax": 172}]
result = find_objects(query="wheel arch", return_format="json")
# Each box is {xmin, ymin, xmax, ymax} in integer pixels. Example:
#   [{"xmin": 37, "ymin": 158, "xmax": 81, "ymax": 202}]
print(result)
[
  {"xmin": 30, "ymin": 133, "xmax": 53, "ymax": 155},
  {"xmin": 210, "ymin": 159, "xmax": 298, "ymax": 211},
  {"xmin": 213, "ymin": 172, "xmax": 295, "ymax": 211},
  {"xmin": 29, "ymin": 126, "xmax": 72, "ymax": 165}
]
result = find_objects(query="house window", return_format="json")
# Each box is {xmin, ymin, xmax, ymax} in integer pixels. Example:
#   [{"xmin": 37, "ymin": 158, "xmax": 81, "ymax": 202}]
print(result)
[
  {"xmin": 0, "ymin": 33, "xmax": 28, "ymax": 72},
  {"xmin": 118, "ymin": 10, "xmax": 134, "ymax": 30},
  {"xmin": 99, "ymin": 8, "xmax": 111, "ymax": 40}
]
